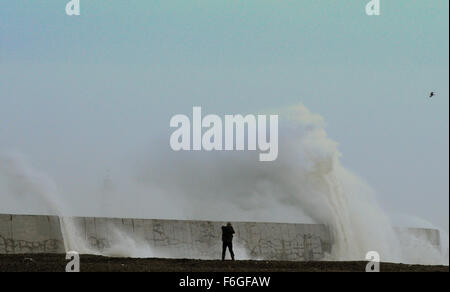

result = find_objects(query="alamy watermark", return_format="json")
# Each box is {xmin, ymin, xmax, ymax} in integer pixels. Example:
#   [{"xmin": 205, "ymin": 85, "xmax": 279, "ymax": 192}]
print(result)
[
  {"xmin": 365, "ymin": 251, "xmax": 380, "ymax": 272},
  {"xmin": 65, "ymin": 0, "xmax": 80, "ymax": 16},
  {"xmin": 169, "ymin": 107, "xmax": 278, "ymax": 162},
  {"xmin": 66, "ymin": 251, "xmax": 80, "ymax": 272},
  {"xmin": 66, "ymin": 1, "xmax": 381, "ymax": 16},
  {"xmin": 365, "ymin": 0, "xmax": 381, "ymax": 16}
]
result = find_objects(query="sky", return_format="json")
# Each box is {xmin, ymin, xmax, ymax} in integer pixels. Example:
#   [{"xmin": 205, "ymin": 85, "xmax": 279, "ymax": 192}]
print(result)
[{"xmin": 0, "ymin": 1, "xmax": 448, "ymax": 232}]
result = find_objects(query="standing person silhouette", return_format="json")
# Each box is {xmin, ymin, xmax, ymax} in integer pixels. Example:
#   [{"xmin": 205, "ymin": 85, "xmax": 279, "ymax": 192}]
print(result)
[{"xmin": 221, "ymin": 222, "xmax": 235, "ymax": 261}]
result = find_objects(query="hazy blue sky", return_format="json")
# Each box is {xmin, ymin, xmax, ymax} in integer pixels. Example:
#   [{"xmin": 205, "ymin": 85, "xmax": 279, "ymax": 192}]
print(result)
[{"xmin": 0, "ymin": 1, "xmax": 448, "ymax": 231}]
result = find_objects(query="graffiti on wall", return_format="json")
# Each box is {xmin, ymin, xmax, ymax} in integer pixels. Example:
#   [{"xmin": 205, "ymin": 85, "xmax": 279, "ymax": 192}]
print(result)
[{"xmin": 0, "ymin": 235, "xmax": 62, "ymax": 254}]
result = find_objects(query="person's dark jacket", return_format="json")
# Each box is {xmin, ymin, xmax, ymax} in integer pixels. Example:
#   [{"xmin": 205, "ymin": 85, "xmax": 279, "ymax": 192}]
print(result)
[{"xmin": 221, "ymin": 225, "xmax": 235, "ymax": 243}]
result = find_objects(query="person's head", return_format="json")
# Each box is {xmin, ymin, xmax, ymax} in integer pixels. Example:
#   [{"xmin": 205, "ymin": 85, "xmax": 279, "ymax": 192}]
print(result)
[{"xmin": 227, "ymin": 222, "xmax": 232, "ymax": 227}]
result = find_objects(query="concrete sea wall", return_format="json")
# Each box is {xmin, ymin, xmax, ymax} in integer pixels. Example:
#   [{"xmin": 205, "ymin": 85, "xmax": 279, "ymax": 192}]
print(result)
[{"xmin": 0, "ymin": 214, "xmax": 441, "ymax": 261}]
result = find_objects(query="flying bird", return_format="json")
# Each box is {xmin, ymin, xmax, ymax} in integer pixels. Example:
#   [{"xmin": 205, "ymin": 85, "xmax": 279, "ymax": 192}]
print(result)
[{"xmin": 429, "ymin": 92, "xmax": 435, "ymax": 98}]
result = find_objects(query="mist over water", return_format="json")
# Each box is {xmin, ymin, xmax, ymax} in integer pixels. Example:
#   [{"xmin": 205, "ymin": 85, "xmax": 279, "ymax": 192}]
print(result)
[
  {"xmin": 0, "ymin": 152, "xmax": 149, "ymax": 257},
  {"xmin": 0, "ymin": 104, "xmax": 447, "ymax": 264}
]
